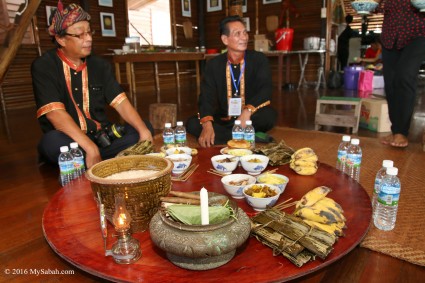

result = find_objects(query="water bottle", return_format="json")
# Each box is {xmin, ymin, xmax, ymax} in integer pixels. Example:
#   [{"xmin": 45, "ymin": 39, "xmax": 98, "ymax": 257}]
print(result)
[
  {"xmin": 336, "ymin": 135, "xmax": 351, "ymax": 172},
  {"xmin": 58, "ymin": 146, "xmax": 74, "ymax": 186},
  {"xmin": 244, "ymin": 120, "xmax": 255, "ymax": 148},
  {"xmin": 174, "ymin": 121, "xmax": 187, "ymax": 147},
  {"xmin": 345, "ymin": 138, "xmax": 362, "ymax": 182},
  {"xmin": 163, "ymin": 123, "xmax": 175, "ymax": 145},
  {"xmin": 232, "ymin": 120, "xmax": 244, "ymax": 140},
  {"xmin": 372, "ymin": 160, "xmax": 394, "ymax": 217},
  {"xmin": 374, "ymin": 167, "xmax": 401, "ymax": 231},
  {"xmin": 70, "ymin": 142, "xmax": 85, "ymax": 179}
]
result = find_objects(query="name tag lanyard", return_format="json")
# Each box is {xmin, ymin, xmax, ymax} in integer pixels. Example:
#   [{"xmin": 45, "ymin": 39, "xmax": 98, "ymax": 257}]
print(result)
[{"xmin": 226, "ymin": 57, "xmax": 245, "ymax": 117}]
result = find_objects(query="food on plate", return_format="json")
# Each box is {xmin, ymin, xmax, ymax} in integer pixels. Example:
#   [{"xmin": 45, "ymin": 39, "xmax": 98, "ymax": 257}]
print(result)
[
  {"xmin": 228, "ymin": 178, "xmax": 249, "ymax": 186},
  {"xmin": 244, "ymin": 184, "xmax": 277, "ymax": 198},
  {"xmin": 216, "ymin": 157, "xmax": 237, "ymax": 163},
  {"xmin": 227, "ymin": 139, "xmax": 251, "ymax": 149},
  {"xmin": 289, "ymin": 147, "xmax": 319, "ymax": 175},
  {"xmin": 247, "ymin": 158, "xmax": 262, "ymax": 163},
  {"xmin": 257, "ymin": 174, "xmax": 287, "ymax": 185}
]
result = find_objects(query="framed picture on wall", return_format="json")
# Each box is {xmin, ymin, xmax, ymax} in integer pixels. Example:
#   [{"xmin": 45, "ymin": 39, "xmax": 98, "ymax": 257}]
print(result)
[
  {"xmin": 182, "ymin": 0, "xmax": 191, "ymax": 17},
  {"xmin": 263, "ymin": 0, "xmax": 281, "ymax": 4},
  {"xmin": 98, "ymin": 0, "xmax": 113, "ymax": 7},
  {"xmin": 45, "ymin": 5, "xmax": 57, "ymax": 26},
  {"xmin": 207, "ymin": 0, "xmax": 222, "ymax": 12},
  {"xmin": 242, "ymin": 17, "xmax": 250, "ymax": 32},
  {"xmin": 100, "ymin": 12, "xmax": 116, "ymax": 37},
  {"xmin": 242, "ymin": 0, "xmax": 247, "ymax": 13}
]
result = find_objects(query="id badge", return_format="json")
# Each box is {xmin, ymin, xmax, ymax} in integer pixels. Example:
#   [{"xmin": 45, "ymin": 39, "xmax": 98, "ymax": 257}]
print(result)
[{"xmin": 228, "ymin": 97, "xmax": 242, "ymax": 116}]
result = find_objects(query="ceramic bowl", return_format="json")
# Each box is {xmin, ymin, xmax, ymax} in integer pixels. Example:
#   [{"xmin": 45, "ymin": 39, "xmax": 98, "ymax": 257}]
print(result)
[
  {"xmin": 240, "ymin": 154, "xmax": 270, "ymax": 176},
  {"xmin": 113, "ymin": 49, "xmax": 123, "ymax": 55},
  {"xmin": 166, "ymin": 146, "xmax": 192, "ymax": 156},
  {"xmin": 221, "ymin": 174, "xmax": 256, "ymax": 199},
  {"xmin": 256, "ymin": 173, "xmax": 289, "ymax": 194},
  {"xmin": 412, "ymin": 0, "xmax": 425, "ymax": 12},
  {"xmin": 243, "ymin": 184, "xmax": 280, "ymax": 211},
  {"xmin": 351, "ymin": 0, "xmax": 378, "ymax": 15},
  {"xmin": 211, "ymin": 154, "xmax": 238, "ymax": 175},
  {"xmin": 166, "ymin": 154, "xmax": 192, "ymax": 174}
]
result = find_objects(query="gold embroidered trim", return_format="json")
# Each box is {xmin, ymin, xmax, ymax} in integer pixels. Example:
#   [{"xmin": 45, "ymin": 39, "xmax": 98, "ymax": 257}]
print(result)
[
  {"xmin": 37, "ymin": 102, "xmax": 65, "ymax": 118},
  {"xmin": 225, "ymin": 58, "xmax": 245, "ymax": 119},
  {"xmin": 110, "ymin": 92, "xmax": 127, "ymax": 108},
  {"xmin": 200, "ymin": 115, "xmax": 214, "ymax": 124}
]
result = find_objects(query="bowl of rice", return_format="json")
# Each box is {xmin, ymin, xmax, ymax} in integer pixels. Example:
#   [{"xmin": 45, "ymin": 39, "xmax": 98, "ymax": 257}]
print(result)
[{"xmin": 86, "ymin": 155, "xmax": 173, "ymax": 232}]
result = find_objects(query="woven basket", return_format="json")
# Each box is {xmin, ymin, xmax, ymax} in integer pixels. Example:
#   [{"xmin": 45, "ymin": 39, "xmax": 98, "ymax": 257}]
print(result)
[{"xmin": 86, "ymin": 155, "xmax": 173, "ymax": 232}]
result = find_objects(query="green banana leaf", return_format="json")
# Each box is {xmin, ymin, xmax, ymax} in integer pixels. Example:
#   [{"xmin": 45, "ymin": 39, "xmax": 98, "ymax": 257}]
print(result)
[{"xmin": 167, "ymin": 204, "xmax": 233, "ymax": 225}]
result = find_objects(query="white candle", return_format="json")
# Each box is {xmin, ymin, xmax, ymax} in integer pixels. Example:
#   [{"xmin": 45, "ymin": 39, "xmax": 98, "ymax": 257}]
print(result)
[{"xmin": 200, "ymin": 187, "xmax": 209, "ymax": 225}]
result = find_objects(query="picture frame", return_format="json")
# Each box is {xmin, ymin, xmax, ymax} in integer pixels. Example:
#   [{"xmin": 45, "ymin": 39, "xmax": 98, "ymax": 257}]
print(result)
[
  {"xmin": 100, "ymin": 12, "xmax": 116, "ymax": 37},
  {"xmin": 263, "ymin": 0, "xmax": 281, "ymax": 4},
  {"xmin": 242, "ymin": 17, "xmax": 250, "ymax": 32},
  {"xmin": 98, "ymin": 0, "xmax": 113, "ymax": 7},
  {"xmin": 45, "ymin": 5, "xmax": 57, "ymax": 26},
  {"xmin": 182, "ymin": 0, "xmax": 191, "ymax": 17},
  {"xmin": 242, "ymin": 0, "xmax": 247, "ymax": 13},
  {"xmin": 207, "ymin": 0, "xmax": 222, "ymax": 12}
]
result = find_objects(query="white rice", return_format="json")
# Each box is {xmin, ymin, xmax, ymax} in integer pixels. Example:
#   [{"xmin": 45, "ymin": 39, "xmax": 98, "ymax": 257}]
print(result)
[{"xmin": 105, "ymin": 169, "xmax": 158, "ymax": 180}]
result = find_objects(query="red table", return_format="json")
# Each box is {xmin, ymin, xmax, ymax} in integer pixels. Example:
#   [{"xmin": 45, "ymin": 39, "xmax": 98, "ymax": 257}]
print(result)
[{"xmin": 42, "ymin": 147, "xmax": 372, "ymax": 282}]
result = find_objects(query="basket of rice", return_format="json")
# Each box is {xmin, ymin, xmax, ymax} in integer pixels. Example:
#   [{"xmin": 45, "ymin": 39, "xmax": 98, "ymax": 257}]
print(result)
[{"xmin": 86, "ymin": 155, "xmax": 173, "ymax": 232}]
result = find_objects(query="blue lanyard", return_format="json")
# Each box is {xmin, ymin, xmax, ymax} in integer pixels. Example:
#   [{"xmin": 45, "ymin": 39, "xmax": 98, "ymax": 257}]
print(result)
[{"xmin": 228, "ymin": 59, "xmax": 245, "ymax": 96}]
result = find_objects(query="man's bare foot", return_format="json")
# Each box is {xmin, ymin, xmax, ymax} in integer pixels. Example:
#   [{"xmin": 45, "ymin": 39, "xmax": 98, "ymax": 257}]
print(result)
[
  {"xmin": 380, "ymin": 134, "xmax": 393, "ymax": 145},
  {"xmin": 390, "ymin": 134, "xmax": 408, "ymax": 148}
]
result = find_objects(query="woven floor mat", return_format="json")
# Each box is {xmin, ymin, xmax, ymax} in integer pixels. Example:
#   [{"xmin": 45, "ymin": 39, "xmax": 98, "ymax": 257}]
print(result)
[{"xmin": 154, "ymin": 127, "xmax": 425, "ymax": 266}]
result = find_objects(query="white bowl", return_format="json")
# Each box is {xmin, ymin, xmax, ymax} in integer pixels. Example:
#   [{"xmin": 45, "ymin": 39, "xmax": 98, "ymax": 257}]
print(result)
[
  {"xmin": 256, "ymin": 173, "xmax": 289, "ymax": 194},
  {"xmin": 240, "ymin": 154, "xmax": 269, "ymax": 176},
  {"xmin": 412, "ymin": 0, "xmax": 425, "ymax": 12},
  {"xmin": 221, "ymin": 174, "xmax": 256, "ymax": 199},
  {"xmin": 351, "ymin": 0, "xmax": 378, "ymax": 15},
  {"xmin": 166, "ymin": 154, "xmax": 192, "ymax": 174},
  {"xmin": 113, "ymin": 49, "xmax": 123, "ymax": 55},
  {"xmin": 243, "ymin": 184, "xmax": 280, "ymax": 211},
  {"xmin": 211, "ymin": 154, "xmax": 238, "ymax": 175},
  {"xmin": 166, "ymin": 146, "xmax": 192, "ymax": 156}
]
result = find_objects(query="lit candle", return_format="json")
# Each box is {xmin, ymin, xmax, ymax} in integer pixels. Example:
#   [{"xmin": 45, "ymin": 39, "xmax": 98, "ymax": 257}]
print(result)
[{"xmin": 200, "ymin": 187, "xmax": 209, "ymax": 225}]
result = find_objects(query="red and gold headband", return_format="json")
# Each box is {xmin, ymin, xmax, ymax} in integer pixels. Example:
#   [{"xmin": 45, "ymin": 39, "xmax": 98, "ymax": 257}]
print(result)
[{"xmin": 48, "ymin": 1, "xmax": 91, "ymax": 36}]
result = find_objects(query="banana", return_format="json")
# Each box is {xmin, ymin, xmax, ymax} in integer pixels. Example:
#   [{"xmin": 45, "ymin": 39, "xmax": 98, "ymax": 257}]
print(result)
[
  {"xmin": 303, "ymin": 219, "xmax": 345, "ymax": 237},
  {"xmin": 293, "ymin": 206, "xmax": 339, "ymax": 224},
  {"xmin": 310, "ymin": 199, "xmax": 346, "ymax": 222},
  {"xmin": 292, "ymin": 159, "xmax": 318, "ymax": 167},
  {"xmin": 291, "ymin": 165, "xmax": 318, "ymax": 175},
  {"xmin": 297, "ymin": 186, "xmax": 332, "ymax": 208},
  {"xmin": 316, "ymin": 197, "xmax": 344, "ymax": 214},
  {"xmin": 291, "ymin": 147, "xmax": 317, "ymax": 160}
]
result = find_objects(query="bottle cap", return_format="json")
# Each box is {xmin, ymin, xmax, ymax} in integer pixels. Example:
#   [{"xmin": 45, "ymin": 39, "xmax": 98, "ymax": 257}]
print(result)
[
  {"xmin": 246, "ymin": 120, "xmax": 252, "ymax": 125},
  {"xmin": 382, "ymin": 160, "xmax": 394, "ymax": 168},
  {"xmin": 165, "ymin": 123, "xmax": 171, "ymax": 128},
  {"xmin": 70, "ymin": 142, "xmax": 78, "ymax": 149},
  {"xmin": 235, "ymin": 120, "xmax": 241, "ymax": 125},
  {"xmin": 386, "ymin": 167, "xmax": 398, "ymax": 175},
  {"xmin": 60, "ymin": 146, "xmax": 69, "ymax": 152},
  {"xmin": 177, "ymin": 121, "xmax": 183, "ymax": 126},
  {"xmin": 351, "ymin": 138, "xmax": 360, "ymax": 145},
  {"xmin": 342, "ymin": 135, "xmax": 351, "ymax": 142}
]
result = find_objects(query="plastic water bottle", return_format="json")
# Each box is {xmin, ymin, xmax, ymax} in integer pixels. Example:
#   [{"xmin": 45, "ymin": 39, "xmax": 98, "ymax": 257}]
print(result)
[
  {"xmin": 345, "ymin": 138, "xmax": 362, "ymax": 182},
  {"xmin": 70, "ymin": 142, "xmax": 85, "ymax": 179},
  {"xmin": 372, "ymin": 160, "xmax": 394, "ymax": 217},
  {"xmin": 244, "ymin": 120, "xmax": 255, "ymax": 148},
  {"xmin": 174, "ymin": 121, "xmax": 187, "ymax": 146},
  {"xmin": 336, "ymin": 135, "xmax": 351, "ymax": 172},
  {"xmin": 58, "ymin": 146, "xmax": 74, "ymax": 186},
  {"xmin": 374, "ymin": 167, "xmax": 401, "ymax": 231},
  {"xmin": 232, "ymin": 120, "xmax": 244, "ymax": 140},
  {"xmin": 163, "ymin": 123, "xmax": 175, "ymax": 145}
]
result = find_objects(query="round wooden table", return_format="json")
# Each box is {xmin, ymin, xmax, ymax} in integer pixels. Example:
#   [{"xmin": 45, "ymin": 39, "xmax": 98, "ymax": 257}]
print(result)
[{"xmin": 42, "ymin": 147, "xmax": 372, "ymax": 282}]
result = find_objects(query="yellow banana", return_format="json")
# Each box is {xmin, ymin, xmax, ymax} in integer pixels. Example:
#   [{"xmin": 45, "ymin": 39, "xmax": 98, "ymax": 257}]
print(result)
[
  {"xmin": 310, "ymin": 199, "xmax": 346, "ymax": 222},
  {"xmin": 297, "ymin": 186, "xmax": 332, "ymax": 208},
  {"xmin": 291, "ymin": 147, "xmax": 316, "ymax": 160},
  {"xmin": 292, "ymin": 159, "xmax": 318, "ymax": 167},
  {"xmin": 292, "ymin": 165, "xmax": 318, "ymax": 175},
  {"xmin": 303, "ymin": 220, "xmax": 345, "ymax": 237},
  {"xmin": 293, "ymin": 206, "xmax": 339, "ymax": 224},
  {"xmin": 316, "ymin": 197, "xmax": 344, "ymax": 214}
]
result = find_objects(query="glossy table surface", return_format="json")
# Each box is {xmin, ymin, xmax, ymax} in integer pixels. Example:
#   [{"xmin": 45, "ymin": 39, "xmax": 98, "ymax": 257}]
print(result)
[{"xmin": 42, "ymin": 147, "xmax": 372, "ymax": 283}]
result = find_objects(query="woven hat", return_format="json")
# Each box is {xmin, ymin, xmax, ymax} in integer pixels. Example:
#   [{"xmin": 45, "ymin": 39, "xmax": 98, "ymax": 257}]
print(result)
[{"xmin": 48, "ymin": 1, "xmax": 91, "ymax": 36}]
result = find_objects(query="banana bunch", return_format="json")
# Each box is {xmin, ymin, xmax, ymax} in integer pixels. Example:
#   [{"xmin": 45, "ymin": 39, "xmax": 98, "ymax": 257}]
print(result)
[
  {"xmin": 293, "ymin": 186, "xmax": 347, "ymax": 237},
  {"xmin": 289, "ymin": 147, "xmax": 319, "ymax": 175}
]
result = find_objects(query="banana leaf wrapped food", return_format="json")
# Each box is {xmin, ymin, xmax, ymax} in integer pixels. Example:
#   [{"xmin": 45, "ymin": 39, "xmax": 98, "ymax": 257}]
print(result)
[
  {"xmin": 253, "ymin": 140, "xmax": 295, "ymax": 166},
  {"xmin": 116, "ymin": 140, "xmax": 154, "ymax": 156},
  {"xmin": 166, "ymin": 202, "xmax": 234, "ymax": 225}
]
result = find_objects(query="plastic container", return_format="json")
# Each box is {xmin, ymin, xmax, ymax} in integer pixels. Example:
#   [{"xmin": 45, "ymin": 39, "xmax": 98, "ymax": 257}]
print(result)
[
  {"xmin": 58, "ymin": 146, "xmax": 74, "ymax": 186},
  {"xmin": 336, "ymin": 135, "xmax": 351, "ymax": 172},
  {"xmin": 244, "ymin": 120, "xmax": 255, "ymax": 148},
  {"xmin": 174, "ymin": 121, "xmax": 187, "ymax": 147},
  {"xmin": 232, "ymin": 120, "xmax": 244, "ymax": 141},
  {"xmin": 344, "ymin": 66, "xmax": 364, "ymax": 90},
  {"xmin": 70, "ymin": 142, "xmax": 85, "ymax": 179},
  {"xmin": 163, "ymin": 123, "xmax": 175, "ymax": 145},
  {"xmin": 372, "ymin": 160, "xmax": 394, "ymax": 218},
  {"xmin": 275, "ymin": 28, "xmax": 294, "ymax": 51},
  {"xmin": 374, "ymin": 167, "xmax": 401, "ymax": 231},
  {"xmin": 345, "ymin": 138, "xmax": 362, "ymax": 182}
]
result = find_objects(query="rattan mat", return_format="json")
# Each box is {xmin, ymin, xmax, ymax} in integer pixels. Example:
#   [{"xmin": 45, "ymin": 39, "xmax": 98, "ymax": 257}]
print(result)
[{"xmin": 154, "ymin": 127, "xmax": 425, "ymax": 266}]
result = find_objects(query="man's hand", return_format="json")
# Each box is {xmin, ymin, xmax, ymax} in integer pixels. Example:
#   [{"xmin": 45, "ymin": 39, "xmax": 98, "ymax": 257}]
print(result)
[
  {"xmin": 198, "ymin": 121, "xmax": 215, "ymax": 148},
  {"xmin": 238, "ymin": 109, "xmax": 252, "ymax": 127},
  {"xmin": 85, "ymin": 145, "xmax": 102, "ymax": 169}
]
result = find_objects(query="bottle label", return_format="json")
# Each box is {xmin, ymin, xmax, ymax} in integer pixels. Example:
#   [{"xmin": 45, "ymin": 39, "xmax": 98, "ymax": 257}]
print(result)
[
  {"xmin": 232, "ymin": 132, "xmax": 244, "ymax": 140},
  {"xmin": 73, "ymin": 158, "xmax": 85, "ymax": 170},
  {"xmin": 337, "ymin": 150, "xmax": 347, "ymax": 164},
  {"xmin": 346, "ymin": 153, "xmax": 362, "ymax": 168},
  {"xmin": 59, "ymin": 162, "xmax": 74, "ymax": 174},
  {"xmin": 244, "ymin": 133, "xmax": 255, "ymax": 143},
  {"xmin": 378, "ymin": 183, "xmax": 401, "ymax": 206},
  {"xmin": 163, "ymin": 135, "xmax": 174, "ymax": 145},
  {"xmin": 175, "ymin": 133, "xmax": 186, "ymax": 143}
]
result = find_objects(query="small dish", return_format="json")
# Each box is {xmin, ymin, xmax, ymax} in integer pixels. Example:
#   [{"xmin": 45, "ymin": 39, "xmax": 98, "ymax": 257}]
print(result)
[
  {"xmin": 211, "ymin": 154, "xmax": 238, "ymax": 175},
  {"xmin": 243, "ymin": 184, "xmax": 280, "ymax": 211},
  {"xmin": 240, "ymin": 154, "xmax": 269, "ymax": 176},
  {"xmin": 166, "ymin": 146, "xmax": 192, "ymax": 156},
  {"xmin": 221, "ymin": 174, "xmax": 256, "ymax": 199},
  {"xmin": 256, "ymin": 173, "xmax": 289, "ymax": 194},
  {"xmin": 166, "ymin": 154, "xmax": 192, "ymax": 174}
]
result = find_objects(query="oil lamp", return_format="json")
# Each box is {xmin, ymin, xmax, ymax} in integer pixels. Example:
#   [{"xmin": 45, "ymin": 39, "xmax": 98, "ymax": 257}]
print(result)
[{"xmin": 109, "ymin": 193, "xmax": 141, "ymax": 264}]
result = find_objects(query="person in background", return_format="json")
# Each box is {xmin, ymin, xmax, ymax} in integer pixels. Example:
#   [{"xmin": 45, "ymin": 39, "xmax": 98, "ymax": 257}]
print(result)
[
  {"xmin": 337, "ymin": 15, "xmax": 359, "ymax": 71},
  {"xmin": 377, "ymin": 0, "xmax": 425, "ymax": 148},
  {"xmin": 355, "ymin": 36, "xmax": 383, "ymax": 71},
  {"xmin": 32, "ymin": 1, "xmax": 153, "ymax": 168},
  {"xmin": 186, "ymin": 16, "xmax": 276, "ymax": 147}
]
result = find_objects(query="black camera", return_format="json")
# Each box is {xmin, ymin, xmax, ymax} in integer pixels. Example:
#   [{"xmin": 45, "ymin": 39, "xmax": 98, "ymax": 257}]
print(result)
[{"xmin": 94, "ymin": 124, "xmax": 126, "ymax": 148}]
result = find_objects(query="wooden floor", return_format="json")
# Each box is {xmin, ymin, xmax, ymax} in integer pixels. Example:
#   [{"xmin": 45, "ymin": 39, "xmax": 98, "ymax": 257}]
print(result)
[{"xmin": 1, "ymin": 83, "xmax": 425, "ymax": 282}]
